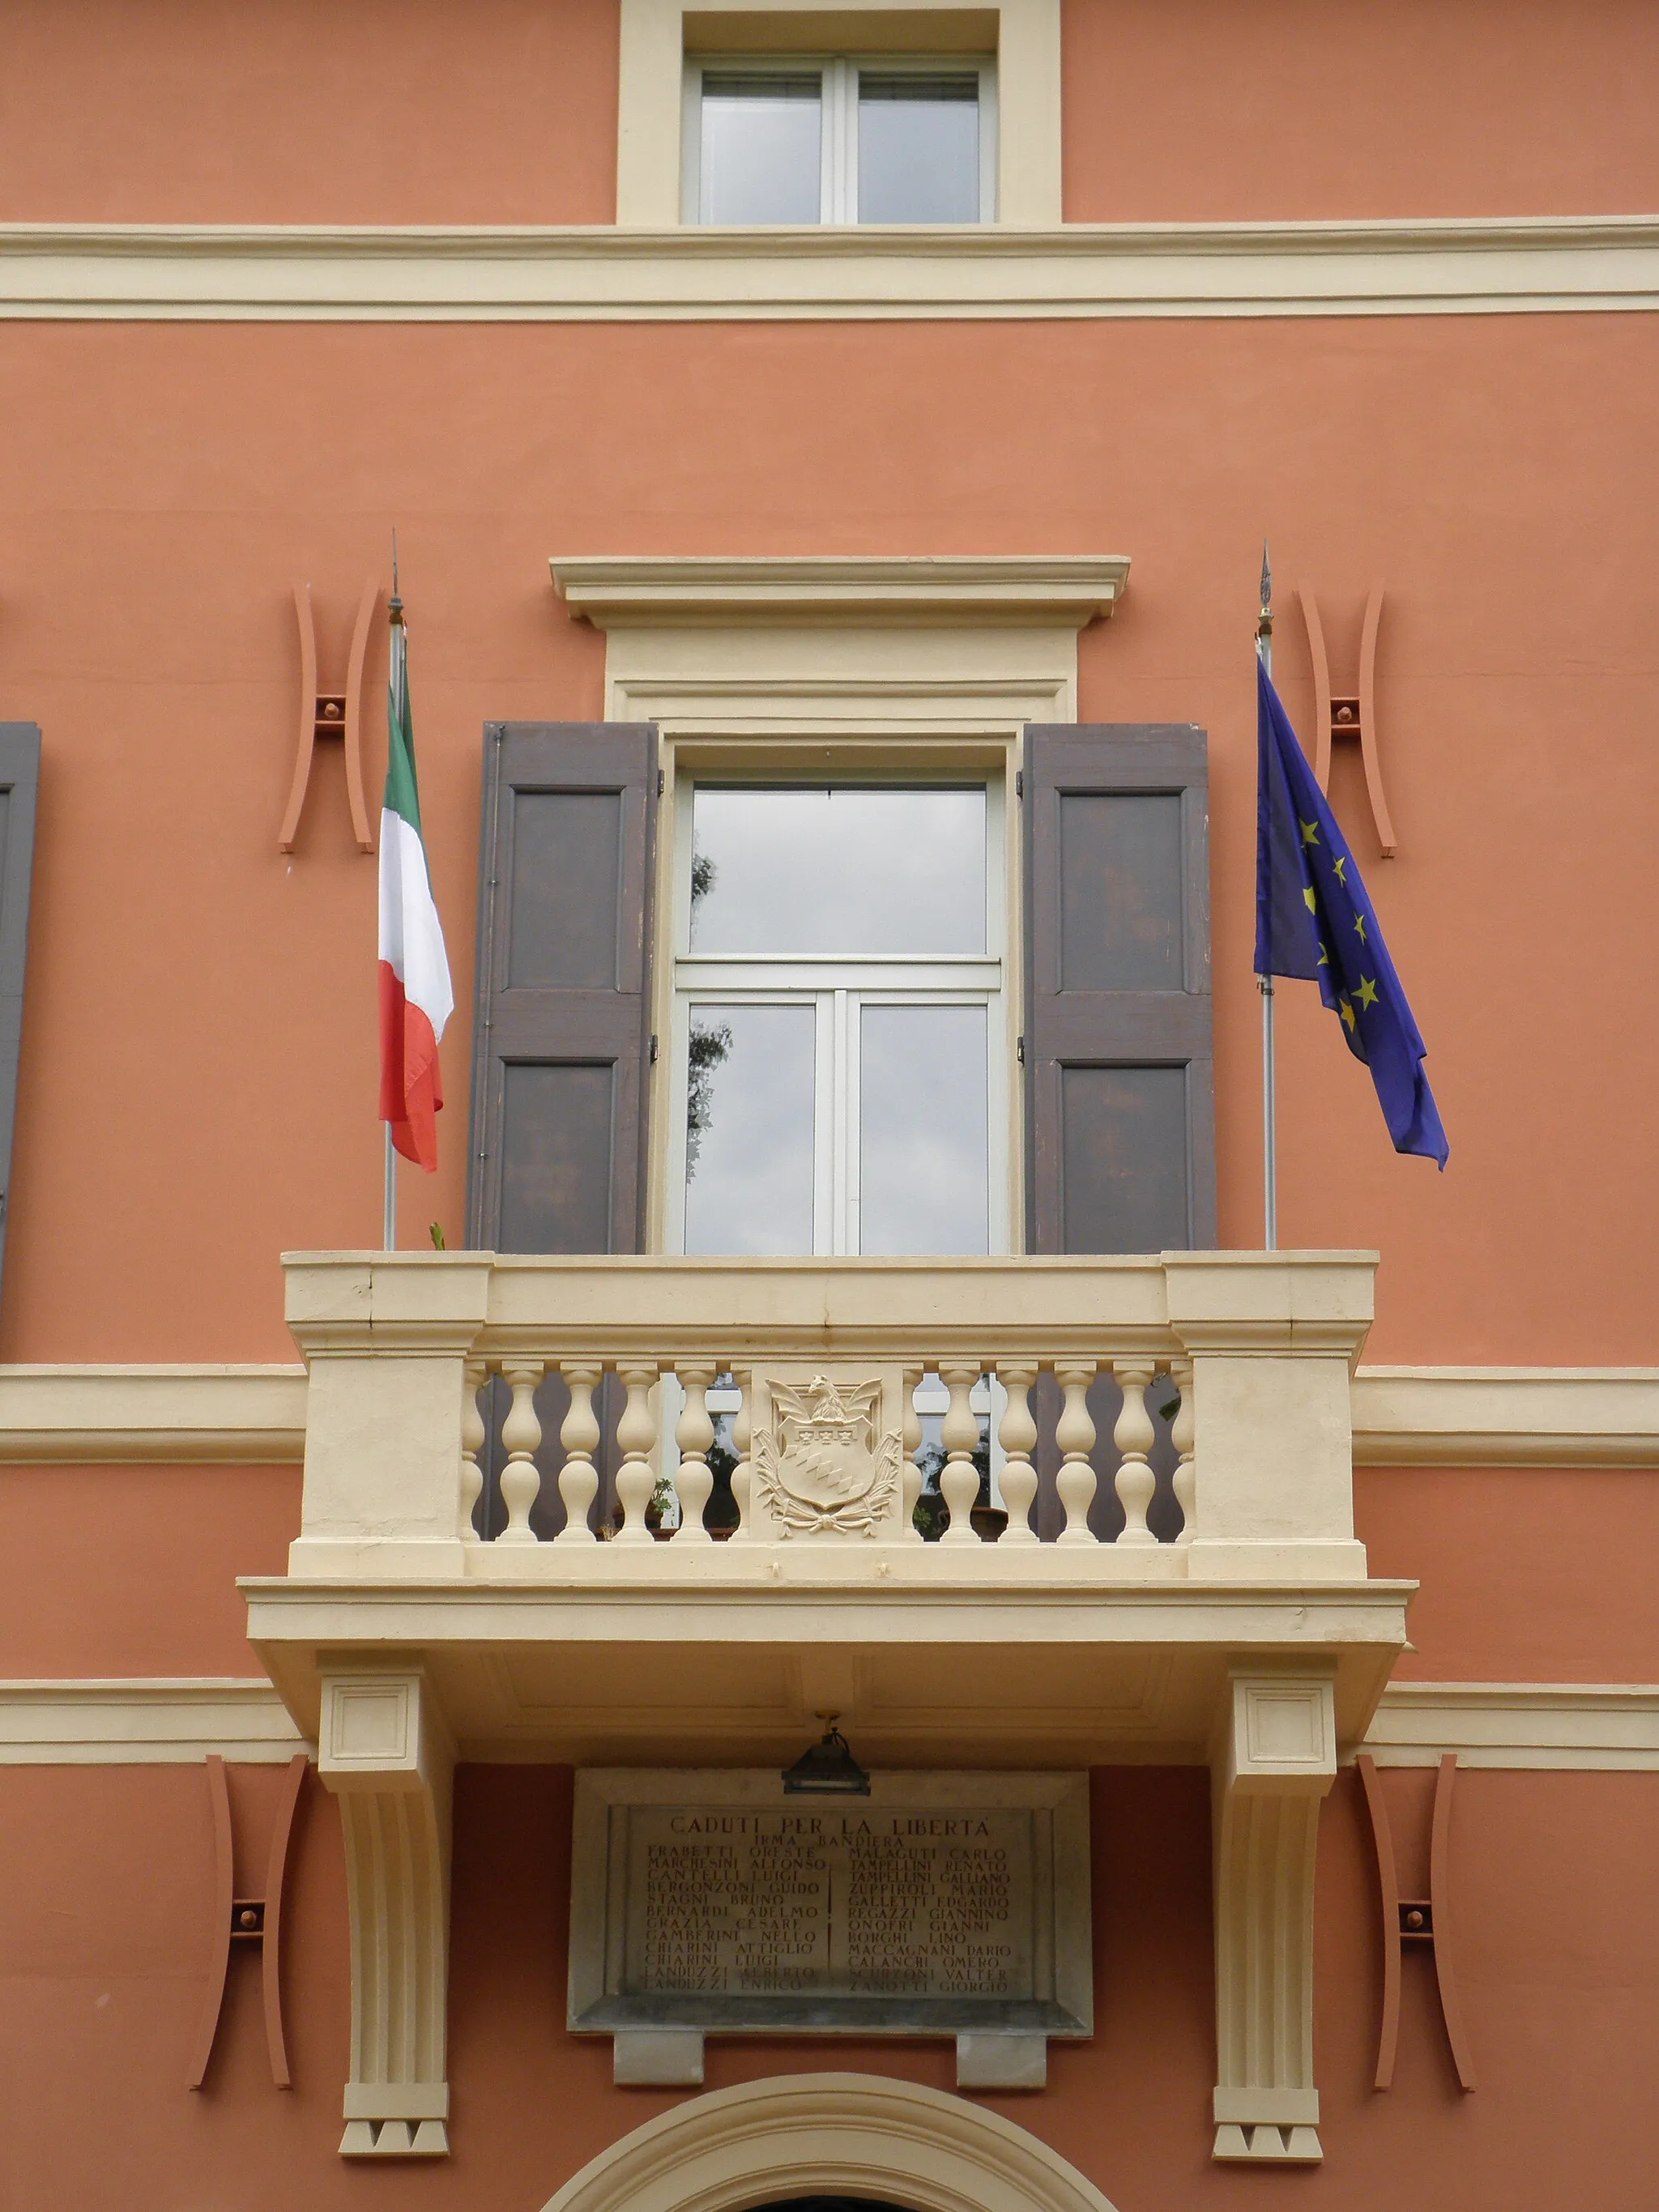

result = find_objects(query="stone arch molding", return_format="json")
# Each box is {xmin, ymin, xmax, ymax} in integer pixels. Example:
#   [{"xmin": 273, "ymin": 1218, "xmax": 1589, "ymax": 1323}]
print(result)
[
  {"xmin": 539, "ymin": 2070, "xmax": 1124, "ymax": 2212},
  {"xmin": 539, "ymin": 2073, "xmax": 1122, "ymax": 2212}
]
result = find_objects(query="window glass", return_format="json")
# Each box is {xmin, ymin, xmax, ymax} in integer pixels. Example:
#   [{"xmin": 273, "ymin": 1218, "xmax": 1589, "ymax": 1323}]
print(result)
[
  {"xmin": 699, "ymin": 72, "xmax": 822, "ymax": 224},
  {"xmin": 683, "ymin": 1004, "xmax": 817, "ymax": 1254},
  {"xmin": 859, "ymin": 1004, "xmax": 988, "ymax": 1254},
  {"xmin": 689, "ymin": 787, "xmax": 986, "ymax": 955},
  {"xmin": 857, "ymin": 72, "xmax": 979, "ymax": 223}
]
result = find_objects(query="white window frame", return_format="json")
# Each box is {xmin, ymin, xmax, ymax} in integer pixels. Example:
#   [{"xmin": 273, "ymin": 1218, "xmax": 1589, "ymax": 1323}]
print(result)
[
  {"xmin": 681, "ymin": 53, "xmax": 998, "ymax": 224},
  {"xmin": 665, "ymin": 775, "xmax": 1010, "ymax": 1258}
]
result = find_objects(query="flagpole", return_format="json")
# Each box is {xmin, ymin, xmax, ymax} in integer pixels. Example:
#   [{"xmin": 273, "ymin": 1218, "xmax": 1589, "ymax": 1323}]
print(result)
[
  {"xmin": 1257, "ymin": 543, "xmax": 1277, "ymax": 1253},
  {"xmin": 382, "ymin": 533, "xmax": 403, "ymax": 1254}
]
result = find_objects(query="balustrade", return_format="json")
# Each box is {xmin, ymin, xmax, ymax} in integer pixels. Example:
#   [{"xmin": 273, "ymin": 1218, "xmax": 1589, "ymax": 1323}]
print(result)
[
  {"xmin": 451, "ymin": 1353, "xmax": 1195, "ymax": 1549},
  {"xmin": 281, "ymin": 1252, "xmax": 1376, "ymax": 1585}
]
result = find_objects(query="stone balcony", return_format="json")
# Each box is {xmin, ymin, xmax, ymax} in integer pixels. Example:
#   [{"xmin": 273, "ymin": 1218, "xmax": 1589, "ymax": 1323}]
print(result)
[
  {"xmin": 245, "ymin": 1249, "xmax": 1410, "ymax": 1769},
  {"xmin": 241, "ymin": 1249, "xmax": 1412, "ymax": 2163}
]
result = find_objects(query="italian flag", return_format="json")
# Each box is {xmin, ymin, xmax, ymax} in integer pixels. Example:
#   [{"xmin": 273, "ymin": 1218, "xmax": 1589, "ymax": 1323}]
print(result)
[{"xmin": 377, "ymin": 609, "xmax": 453, "ymax": 1171}]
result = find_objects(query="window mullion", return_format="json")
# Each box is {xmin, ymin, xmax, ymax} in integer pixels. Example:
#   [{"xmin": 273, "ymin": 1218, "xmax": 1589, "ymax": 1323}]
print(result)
[{"xmin": 827, "ymin": 57, "xmax": 854, "ymax": 224}]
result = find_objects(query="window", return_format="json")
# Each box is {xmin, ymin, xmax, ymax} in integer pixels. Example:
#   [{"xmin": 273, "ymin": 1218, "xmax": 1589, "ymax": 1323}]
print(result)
[
  {"xmin": 684, "ymin": 57, "xmax": 996, "ymax": 224},
  {"xmin": 669, "ymin": 783, "xmax": 1007, "ymax": 1255}
]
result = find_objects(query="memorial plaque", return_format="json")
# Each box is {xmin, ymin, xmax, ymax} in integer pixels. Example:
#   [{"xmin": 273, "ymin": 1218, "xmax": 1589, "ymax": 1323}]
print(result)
[{"xmin": 569, "ymin": 1771, "xmax": 1091, "ymax": 2047}]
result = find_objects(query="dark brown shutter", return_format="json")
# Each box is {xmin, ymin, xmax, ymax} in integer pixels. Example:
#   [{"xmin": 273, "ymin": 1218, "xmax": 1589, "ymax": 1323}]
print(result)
[
  {"xmin": 467, "ymin": 722, "xmax": 658, "ymax": 1255},
  {"xmin": 1023, "ymin": 725, "xmax": 1215, "ymax": 1255},
  {"xmin": 0, "ymin": 727, "xmax": 38, "ymax": 1315}
]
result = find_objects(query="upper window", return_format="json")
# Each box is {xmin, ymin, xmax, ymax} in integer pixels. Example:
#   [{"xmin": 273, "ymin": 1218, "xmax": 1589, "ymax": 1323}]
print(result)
[{"xmin": 684, "ymin": 57, "xmax": 996, "ymax": 224}]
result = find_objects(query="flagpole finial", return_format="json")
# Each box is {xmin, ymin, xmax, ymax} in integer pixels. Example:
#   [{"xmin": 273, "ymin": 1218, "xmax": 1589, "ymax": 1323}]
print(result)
[
  {"xmin": 389, "ymin": 529, "xmax": 403, "ymax": 626},
  {"xmin": 1256, "ymin": 539, "xmax": 1273, "ymax": 669}
]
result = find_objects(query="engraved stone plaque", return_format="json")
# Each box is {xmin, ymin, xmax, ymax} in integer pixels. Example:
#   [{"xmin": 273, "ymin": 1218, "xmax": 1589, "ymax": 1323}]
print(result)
[{"xmin": 569, "ymin": 1771, "xmax": 1091, "ymax": 2043}]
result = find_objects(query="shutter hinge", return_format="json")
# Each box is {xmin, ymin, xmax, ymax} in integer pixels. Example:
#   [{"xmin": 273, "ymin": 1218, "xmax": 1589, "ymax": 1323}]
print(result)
[
  {"xmin": 650, "ymin": 1034, "xmax": 659, "ymax": 1063},
  {"xmin": 1017, "ymin": 1034, "xmax": 1026, "ymax": 1065},
  {"xmin": 657, "ymin": 769, "xmax": 665, "ymax": 796},
  {"xmin": 1015, "ymin": 770, "xmax": 1024, "ymax": 798}
]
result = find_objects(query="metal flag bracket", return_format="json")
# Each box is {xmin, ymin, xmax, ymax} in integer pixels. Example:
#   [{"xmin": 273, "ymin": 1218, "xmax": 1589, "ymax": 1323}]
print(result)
[
  {"xmin": 1296, "ymin": 581, "xmax": 1399, "ymax": 855},
  {"xmin": 186, "ymin": 1752, "xmax": 309, "ymax": 2091},
  {"xmin": 279, "ymin": 577, "xmax": 380, "ymax": 853},
  {"xmin": 1357, "ymin": 1750, "xmax": 1477, "ymax": 2092}
]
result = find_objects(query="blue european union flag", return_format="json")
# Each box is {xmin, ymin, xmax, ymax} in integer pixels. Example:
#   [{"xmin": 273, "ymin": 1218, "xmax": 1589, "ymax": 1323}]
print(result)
[{"xmin": 1255, "ymin": 658, "xmax": 1448, "ymax": 1167}]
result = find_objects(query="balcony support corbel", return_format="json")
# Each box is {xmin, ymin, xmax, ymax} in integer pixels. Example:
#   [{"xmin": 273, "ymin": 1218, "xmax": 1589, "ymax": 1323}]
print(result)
[
  {"xmin": 1209, "ymin": 1665, "xmax": 1337, "ymax": 2163},
  {"xmin": 319, "ymin": 1668, "xmax": 454, "ymax": 2159}
]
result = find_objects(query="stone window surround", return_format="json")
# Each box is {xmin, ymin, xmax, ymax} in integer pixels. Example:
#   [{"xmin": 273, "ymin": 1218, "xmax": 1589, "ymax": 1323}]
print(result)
[
  {"xmin": 548, "ymin": 552, "xmax": 1127, "ymax": 1251},
  {"xmin": 618, "ymin": 0, "xmax": 1062, "ymax": 225}
]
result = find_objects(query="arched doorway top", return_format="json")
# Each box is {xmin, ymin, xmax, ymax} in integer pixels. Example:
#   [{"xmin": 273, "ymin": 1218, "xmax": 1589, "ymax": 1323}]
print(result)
[{"xmin": 539, "ymin": 2073, "xmax": 1121, "ymax": 2212}]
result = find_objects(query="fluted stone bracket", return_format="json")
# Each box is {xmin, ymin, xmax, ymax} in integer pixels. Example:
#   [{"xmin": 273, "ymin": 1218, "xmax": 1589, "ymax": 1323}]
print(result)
[
  {"xmin": 1210, "ymin": 1666, "xmax": 1337, "ymax": 2165},
  {"xmin": 318, "ymin": 1669, "xmax": 454, "ymax": 2159}
]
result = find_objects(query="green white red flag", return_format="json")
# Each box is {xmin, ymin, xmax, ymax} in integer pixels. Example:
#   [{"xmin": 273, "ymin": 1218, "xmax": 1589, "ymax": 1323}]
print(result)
[{"xmin": 377, "ymin": 604, "xmax": 453, "ymax": 1170}]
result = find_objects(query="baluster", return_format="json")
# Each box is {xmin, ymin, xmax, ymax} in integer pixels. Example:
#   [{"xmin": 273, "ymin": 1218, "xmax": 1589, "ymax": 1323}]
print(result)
[
  {"xmin": 497, "ymin": 1360, "xmax": 544, "ymax": 1545},
  {"xmin": 938, "ymin": 1363, "xmax": 982, "ymax": 1545},
  {"xmin": 1171, "ymin": 1358, "xmax": 1196, "ymax": 1545},
  {"xmin": 458, "ymin": 1357, "xmax": 486, "ymax": 1544},
  {"xmin": 1112, "ymin": 1360, "xmax": 1158, "ymax": 1545},
  {"xmin": 1054, "ymin": 1362, "xmax": 1098, "ymax": 1545},
  {"xmin": 996, "ymin": 1362, "xmax": 1038, "ymax": 1545},
  {"xmin": 673, "ymin": 1363, "xmax": 716, "ymax": 1543},
  {"xmin": 555, "ymin": 1362, "xmax": 602, "ymax": 1544},
  {"xmin": 730, "ymin": 1367, "xmax": 753, "ymax": 1541},
  {"xmin": 612, "ymin": 1362, "xmax": 660, "ymax": 1546},
  {"xmin": 901, "ymin": 1366, "xmax": 924, "ymax": 1543}
]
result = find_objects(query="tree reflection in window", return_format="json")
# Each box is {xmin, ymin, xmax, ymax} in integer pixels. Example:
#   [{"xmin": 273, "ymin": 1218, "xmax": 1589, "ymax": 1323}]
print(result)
[
  {"xmin": 685, "ymin": 853, "xmax": 729, "ymax": 1179},
  {"xmin": 686, "ymin": 1012, "xmax": 731, "ymax": 1178}
]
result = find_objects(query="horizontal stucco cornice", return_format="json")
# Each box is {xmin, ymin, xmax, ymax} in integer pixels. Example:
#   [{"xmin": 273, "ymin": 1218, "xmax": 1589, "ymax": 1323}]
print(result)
[
  {"xmin": 1361, "ymin": 1682, "xmax": 1659, "ymax": 1770},
  {"xmin": 0, "ymin": 1678, "xmax": 311, "ymax": 1762},
  {"xmin": 0, "ymin": 216, "xmax": 1655, "ymax": 322},
  {"xmin": 1350, "ymin": 1367, "xmax": 1659, "ymax": 1468},
  {"xmin": 0, "ymin": 1363, "xmax": 306, "ymax": 1463},
  {"xmin": 3, "ymin": 1675, "xmax": 1654, "ymax": 1769},
  {"xmin": 0, "ymin": 1362, "xmax": 1652, "ymax": 1467}
]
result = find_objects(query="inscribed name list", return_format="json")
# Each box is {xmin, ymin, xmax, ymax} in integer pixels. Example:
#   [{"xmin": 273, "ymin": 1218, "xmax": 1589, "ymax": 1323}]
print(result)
[{"xmin": 625, "ymin": 1805, "xmax": 1034, "ymax": 2001}]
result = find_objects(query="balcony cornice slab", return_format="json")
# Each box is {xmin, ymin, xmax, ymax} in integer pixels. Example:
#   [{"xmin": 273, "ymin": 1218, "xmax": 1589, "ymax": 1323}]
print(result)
[{"xmin": 245, "ymin": 1572, "xmax": 1411, "ymax": 1771}]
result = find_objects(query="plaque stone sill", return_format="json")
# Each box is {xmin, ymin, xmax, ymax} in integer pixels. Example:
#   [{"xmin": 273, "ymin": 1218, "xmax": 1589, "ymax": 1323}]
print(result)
[{"xmin": 607, "ymin": 2028, "xmax": 1050, "ymax": 2091}]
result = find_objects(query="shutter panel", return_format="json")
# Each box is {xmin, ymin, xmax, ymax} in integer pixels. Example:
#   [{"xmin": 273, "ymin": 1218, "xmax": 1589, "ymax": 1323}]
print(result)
[
  {"xmin": 1023, "ymin": 725, "xmax": 1215, "ymax": 1254},
  {"xmin": 467, "ymin": 723, "xmax": 658, "ymax": 1255},
  {"xmin": 0, "ymin": 727, "xmax": 38, "ymax": 1315}
]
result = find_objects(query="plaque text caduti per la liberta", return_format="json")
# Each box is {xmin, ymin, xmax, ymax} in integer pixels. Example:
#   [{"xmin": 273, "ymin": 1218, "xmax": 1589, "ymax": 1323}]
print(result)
[{"xmin": 568, "ymin": 1771, "xmax": 1094, "ymax": 2054}]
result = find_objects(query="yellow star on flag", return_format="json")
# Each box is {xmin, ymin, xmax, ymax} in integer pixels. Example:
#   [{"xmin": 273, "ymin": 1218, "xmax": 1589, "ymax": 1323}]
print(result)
[
  {"xmin": 1354, "ymin": 911, "xmax": 1367, "ymax": 942},
  {"xmin": 1333, "ymin": 855, "xmax": 1348, "ymax": 884},
  {"xmin": 1340, "ymin": 997, "xmax": 1357, "ymax": 1031},
  {"xmin": 1303, "ymin": 887, "xmax": 1317, "ymax": 911},
  {"xmin": 1299, "ymin": 819, "xmax": 1320, "ymax": 847},
  {"xmin": 1316, "ymin": 942, "xmax": 1329, "ymax": 966},
  {"xmin": 1356, "ymin": 975, "xmax": 1379, "ymax": 1008}
]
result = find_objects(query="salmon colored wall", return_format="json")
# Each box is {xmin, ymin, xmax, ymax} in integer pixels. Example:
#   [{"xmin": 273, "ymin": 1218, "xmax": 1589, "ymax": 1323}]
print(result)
[
  {"xmin": 0, "ymin": 0, "xmax": 621, "ymax": 225},
  {"xmin": 1062, "ymin": 0, "xmax": 1659, "ymax": 222},
  {"xmin": 1357, "ymin": 1466, "xmax": 1659, "ymax": 1683},
  {"xmin": 0, "ymin": 1466, "xmax": 297, "ymax": 1677},
  {"xmin": 1, "ymin": 316, "xmax": 1653, "ymax": 1366},
  {"xmin": 5, "ymin": 1463, "xmax": 1656, "ymax": 1686},
  {"xmin": 2, "ymin": 1761, "xmax": 1655, "ymax": 2210},
  {"xmin": 3, "ymin": 0, "xmax": 1657, "ymax": 225}
]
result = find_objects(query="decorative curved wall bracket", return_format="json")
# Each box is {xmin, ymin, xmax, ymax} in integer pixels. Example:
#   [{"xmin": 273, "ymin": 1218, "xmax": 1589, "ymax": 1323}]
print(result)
[
  {"xmin": 187, "ymin": 1750, "xmax": 309, "ymax": 2090},
  {"xmin": 1357, "ymin": 1750, "xmax": 1477, "ymax": 2091},
  {"xmin": 1297, "ymin": 582, "xmax": 1398, "ymax": 856},
  {"xmin": 279, "ymin": 577, "xmax": 379, "ymax": 853}
]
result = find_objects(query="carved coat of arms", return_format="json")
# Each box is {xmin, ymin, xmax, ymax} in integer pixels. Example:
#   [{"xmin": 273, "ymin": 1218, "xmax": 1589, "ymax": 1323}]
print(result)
[{"xmin": 753, "ymin": 1374, "xmax": 902, "ymax": 1539}]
